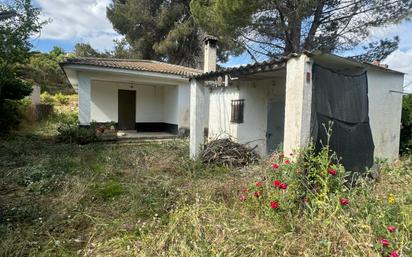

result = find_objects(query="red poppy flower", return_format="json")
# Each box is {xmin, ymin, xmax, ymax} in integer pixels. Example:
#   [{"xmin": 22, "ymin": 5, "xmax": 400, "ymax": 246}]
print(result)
[
  {"xmin": 390, "ymin": 251, "xmax": 399, "ymax": 257},
  {"xmin": 328, "ymin": 168, "xmax": 337, "ymax": 176},
  {"xmin": 242, "ymin": 187, "xmax": 249, "ymax": 193},
  {"xmin": 273, "ymin": 180, "xmax": 281, "ymax": 187},
  {"xmin": 254, "ymin": 191, "xmax": 260, "ymax": 198},
  {"xmin": 339, "ymin": 198, "xmax": 349, "ymax": 206},
  {"xmin": 379, "ymin": 239, "xmax": 389, "ymax": 247},
  {"xmin": 270, "ymin": 201, "xmax": 279, "ymax": 209},
  {"xmin": 239, "ymin": 194, "xmax": 247, "ymax": 201},
  {"xmin": 255, "ymin": 181, "xmax": 263, "ymax": 187},
  {"xmin": 272, "ymin": 163, "xmax": 280, "ymax": 169},
  {"xmin": 387, "ymin": 226, "xmax": 396, "ymax": 232},
  {"xmin": 279, "ymin": 183, "xmax": 288, "ymax": 190},
  {"xmin": 284, "ymin": 159, "xmax": 290, "ymax": 165}
]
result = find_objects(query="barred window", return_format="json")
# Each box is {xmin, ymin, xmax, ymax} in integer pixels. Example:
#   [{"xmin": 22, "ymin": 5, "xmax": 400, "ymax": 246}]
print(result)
[{"xmin": 231, "ymin": 99, "xmax": 245, "ymax": 123}]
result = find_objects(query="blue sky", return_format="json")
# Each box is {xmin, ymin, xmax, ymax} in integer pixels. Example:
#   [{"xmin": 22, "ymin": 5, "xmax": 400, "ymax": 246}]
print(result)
[{"xmin": 32, "ymin": 0, "xmax": 412, "ymax": 90}]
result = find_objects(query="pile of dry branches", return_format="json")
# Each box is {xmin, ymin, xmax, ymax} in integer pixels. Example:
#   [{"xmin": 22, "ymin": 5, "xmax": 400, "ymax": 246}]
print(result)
[{"xmin": 201, "ymin": 138, "xmax": 259, "ymax": 168}]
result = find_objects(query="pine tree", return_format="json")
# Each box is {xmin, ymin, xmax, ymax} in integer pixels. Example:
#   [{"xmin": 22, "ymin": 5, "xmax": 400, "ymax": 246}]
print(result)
[
  {"xmin": 106, "ymin": 0, "xmax": 236, "ymax": 67},
  {"xmin": 191, "ymin": 0, "xmax": 412, "ymax": 62}
]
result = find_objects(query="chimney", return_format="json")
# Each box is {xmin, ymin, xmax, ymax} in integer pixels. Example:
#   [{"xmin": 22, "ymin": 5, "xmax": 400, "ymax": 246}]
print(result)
[
  {"xmin": 203, "ymin": 35, "xmax": 218, "ymax": 72},
  {"xmin": 372, "ymin": 60, "xmax": 389, "ymax": 69}
]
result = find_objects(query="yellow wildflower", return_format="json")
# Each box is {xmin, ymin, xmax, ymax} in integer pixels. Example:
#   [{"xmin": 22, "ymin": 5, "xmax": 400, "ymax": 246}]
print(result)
[{"xmin": 388, "ymin": 194, "xmax": 396, "ymax": 204}]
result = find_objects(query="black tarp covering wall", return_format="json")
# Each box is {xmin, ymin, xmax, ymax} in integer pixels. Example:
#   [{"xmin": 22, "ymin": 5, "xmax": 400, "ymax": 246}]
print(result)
[{"xmin": 312, "ymin": 64, "xmax": 375, "ymax": 177}]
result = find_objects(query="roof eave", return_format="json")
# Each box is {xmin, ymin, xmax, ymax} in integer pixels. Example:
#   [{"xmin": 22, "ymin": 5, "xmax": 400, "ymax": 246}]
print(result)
[{"xmin": 59, "ymin": 62, "xmax": 201, "ymax": 79}]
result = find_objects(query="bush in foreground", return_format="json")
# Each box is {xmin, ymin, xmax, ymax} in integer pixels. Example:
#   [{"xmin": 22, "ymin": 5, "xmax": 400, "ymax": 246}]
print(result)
[
  {"xmin": 56, "ymin": 113, "xmax": 99, "ymax": 144},
  {"xmin": 140, "ymin": 146, "xmax": 411, "ymax": 257}
]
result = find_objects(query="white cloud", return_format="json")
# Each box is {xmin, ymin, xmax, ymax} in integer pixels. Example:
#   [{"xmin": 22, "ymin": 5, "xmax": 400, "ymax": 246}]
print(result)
[
  {"xmin": 383, "ymin": 49, "xmax": 412, "ymax": 92},
  {"xmin": 35, "ymin": 0, "xmax": 120, "ymax": 50}
]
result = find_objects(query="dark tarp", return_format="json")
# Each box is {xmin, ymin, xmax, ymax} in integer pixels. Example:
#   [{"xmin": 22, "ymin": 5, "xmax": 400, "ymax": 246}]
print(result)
[{"xmin": 312, "ymin": 64, "xmax": 374, "ymax": 178}]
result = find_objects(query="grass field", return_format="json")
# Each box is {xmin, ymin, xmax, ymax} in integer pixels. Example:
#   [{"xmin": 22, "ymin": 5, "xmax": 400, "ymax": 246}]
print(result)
[{"xmin": 0, "ymin": 112, "xmax": 411, "ymax": 256}]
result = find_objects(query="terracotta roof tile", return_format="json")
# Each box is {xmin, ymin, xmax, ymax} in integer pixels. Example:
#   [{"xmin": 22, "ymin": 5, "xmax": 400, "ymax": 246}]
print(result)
[{"xmin": 60, "ymin": 58, "xmax": 202, "ymax": 77}]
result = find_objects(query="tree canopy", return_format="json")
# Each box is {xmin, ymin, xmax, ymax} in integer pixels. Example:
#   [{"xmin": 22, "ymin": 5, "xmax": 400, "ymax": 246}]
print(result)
[
  {"xmin": 190, "ymin": 0, "xmax": 412, "ymax": 62},
  {"xmin": 0, "ymin": 0, "xmax": 43, "ymax": 100},
  {"xmin": 0, "ymin": 0, "xmax": 42, "ymax": 74},
  {"xmin": 106, "ymin": 0, "xmax": 236, "ymax": 67},
  {"xmin": 107, "ymin": 0, "xmax": 202, "ymax": 67},
  {"xmin": 0, "ymin": 0, "xmax": 44, "ymax": 133}
]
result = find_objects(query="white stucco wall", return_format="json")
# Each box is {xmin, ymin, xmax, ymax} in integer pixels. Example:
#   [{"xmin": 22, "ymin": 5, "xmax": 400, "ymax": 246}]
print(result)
[
  {"xmin": 89, "ymin": 80, "xmax": 190, "ymax": 127},
  {"xmin": 78, "ymin": 73, "xmax": 91, "ymax": 125},
  {"xmin": 177, "ymin": 84, "xmax": 190, "ymax": 128},
  {"xmin": 367, "ymin": 70, "xmax": 404, "ymax": 160},
  {"xmin": 208, "ymin": 79, "xmax": 285, "ymax": 156}
]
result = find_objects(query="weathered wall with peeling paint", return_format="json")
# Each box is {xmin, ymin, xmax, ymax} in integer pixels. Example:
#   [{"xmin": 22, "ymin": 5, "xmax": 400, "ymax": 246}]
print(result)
[
  {"xmin": 367, "ymin": 70, "xmax": 404, "ymax": 160},
  {"xmin": 208, "ymin": 78, "xmax": 285, "ymax": 156}
]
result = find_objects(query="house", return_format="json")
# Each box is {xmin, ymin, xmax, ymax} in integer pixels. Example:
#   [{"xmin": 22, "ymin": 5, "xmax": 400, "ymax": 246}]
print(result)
[
  {"xmin": 60, "ymin": 35, "xmax": 404, "ymax": 171},
  {"xmin": 190, "ymin": 46, "xmax": 405, "ymax": 172},
  {"xmin": 60, "ymin": 37, "xmax": 217, "ymax": 136}
]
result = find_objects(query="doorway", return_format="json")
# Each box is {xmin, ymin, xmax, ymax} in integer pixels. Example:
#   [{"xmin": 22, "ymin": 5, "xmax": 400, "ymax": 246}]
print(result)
[
  {"xmin": 266, "ymin": 97, "xmax": 285, "ymax": 154},
  {"xmin": 118, "ymin": 89, "xmax": 136, "ymax": 130}
]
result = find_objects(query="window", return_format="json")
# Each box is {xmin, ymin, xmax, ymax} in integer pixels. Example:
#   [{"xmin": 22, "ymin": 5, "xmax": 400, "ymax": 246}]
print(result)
[{"xmin": 231, "ymin": 99, "xmax": 245, "ymax": 123}]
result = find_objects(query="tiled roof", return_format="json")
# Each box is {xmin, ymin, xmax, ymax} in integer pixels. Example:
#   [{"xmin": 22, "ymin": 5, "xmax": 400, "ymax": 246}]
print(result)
[
  {"xmin": 192, "ymin": 52, "xmax": 403, "ymax": 80},
  {"xmin": 193, "ymin": 54, "xmax": 293, "ymax": 80},
  {"xmin": 60, "ymin": 58, "xmax": 203, "ymax": 77}
]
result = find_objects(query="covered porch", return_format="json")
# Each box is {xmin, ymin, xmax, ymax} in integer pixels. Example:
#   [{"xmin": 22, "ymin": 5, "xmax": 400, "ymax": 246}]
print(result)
[{"xmin": 61, "ymin": 58, "xmax": 198, "ymax": 136}]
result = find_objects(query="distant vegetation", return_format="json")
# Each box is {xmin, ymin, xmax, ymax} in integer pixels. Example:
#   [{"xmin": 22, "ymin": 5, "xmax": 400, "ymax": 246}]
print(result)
[
  {"xmin": 401, "ymin": 94, "xmax": 412, "ymax": 155},
  {"xmin": 21, "ymin": 47, "xmax": 73, "ymax": 94}
]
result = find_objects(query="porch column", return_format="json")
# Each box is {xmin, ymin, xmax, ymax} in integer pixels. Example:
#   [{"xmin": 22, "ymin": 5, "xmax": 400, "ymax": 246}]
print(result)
[
  {"xmin": 283, "ymin": 55, "xmax": 313, "ymax": 155},
  {"xmin": 78, "ymin": 73, "xmax": 91, "ymax": 125},
  {"xmin": 190, "ymin": 78, "xmax": 205, "ymax": 158}
]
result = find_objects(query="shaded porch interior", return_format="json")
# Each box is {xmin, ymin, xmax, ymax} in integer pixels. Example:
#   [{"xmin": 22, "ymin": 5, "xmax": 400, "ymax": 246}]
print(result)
[{"xmin": 87, "ymin": 70, "xmax": 190, "ymax": 136}]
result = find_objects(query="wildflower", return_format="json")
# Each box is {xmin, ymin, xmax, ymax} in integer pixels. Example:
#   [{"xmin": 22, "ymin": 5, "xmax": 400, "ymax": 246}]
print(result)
[
  {"xmin": 270, "ymin": 201, "xmax": 279, "ymax": 209},
  {"xmin": 340, "ymin": 198, "xmax": 349, "ymax": 206},
  {"xmin": 273, "ymin": 180, "xmax": 281, "ymax": 187},
  {"xmin": 239, "ymin": 194, "xmax": 247, "ymax": 201},
  {"xmin": 328, "ymin": 168, "xmax": 337, "ymax": 176},
  {"xmin": 390, "ymin": 251, "xmax": 399, "ymax": 257},
  {"xmin": 254, "ymin": 191, "xmax": 260, "ymax": 198},
  {"xmin": 242, "ymin": 187, "xmax": 249, "ymax": 193},
  {"xmin": 255, "ymin": 181, "xmax": 263, "ymax": 187},
  {"xmin": 303, "ymin": 197, "xmax": 308, "ymax": 204},
  {"xmin": 387, "ymin": 226, "xmax": 396, "ymax": 232},
  {"xmin": 272, "ymin": 163, "xmax": 280, "ymax": 169},
  {"xmin": 279, "ymin": 183, "xmax": 288, "ymax": 190},
  {"xmin": 284, "ymin": 159, "xmax": 290, "ymax": 165},
  {"xmin": 388, "ymin": 194, "xmax": 396, "ymax": 204},
  {"xmin": 379, "ymin": 238, "xmax": 389, "ymax": 247}
]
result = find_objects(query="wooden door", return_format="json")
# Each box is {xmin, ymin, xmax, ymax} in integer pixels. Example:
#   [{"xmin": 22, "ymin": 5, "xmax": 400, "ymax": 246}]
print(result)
[{"xmin": 118, "ymin": 90, "xmax": 136, "ymax": 130}]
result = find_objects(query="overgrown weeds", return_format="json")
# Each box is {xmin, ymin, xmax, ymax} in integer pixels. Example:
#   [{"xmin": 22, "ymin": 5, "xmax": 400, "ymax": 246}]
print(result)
[{"xmin": 0, "ymin": 116, "xmax": 411, "ymax": 256}]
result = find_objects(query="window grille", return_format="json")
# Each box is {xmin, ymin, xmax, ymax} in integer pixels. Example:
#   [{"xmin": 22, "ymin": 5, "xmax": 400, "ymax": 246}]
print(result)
[{"xmin": 231, "ymin": 99, "xmax": 245, "ymax": 123}]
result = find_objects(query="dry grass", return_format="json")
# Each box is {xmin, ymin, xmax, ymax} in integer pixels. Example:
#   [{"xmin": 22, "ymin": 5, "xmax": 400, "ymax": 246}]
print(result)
[{"xmin": 0, "ymin": 114, "xmax": 411, "ymax": 256}]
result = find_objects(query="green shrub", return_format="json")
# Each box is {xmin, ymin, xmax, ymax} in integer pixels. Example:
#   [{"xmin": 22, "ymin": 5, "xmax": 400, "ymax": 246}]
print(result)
[
  {"xmin": 40, "ymin": 92, "xmax": 54, "ymax": 104},
  {"xmin": 54, "ymin": 92, "xmax": 69, "ymax": 105},
  {"xmin": 56, "ymin": 117, "xmax": 100, "ymax": 144},
  {"xmin": 401, "ymin": 94, "xmax": 412, "ymax": 155},
  {"xmin": 0, "ymin": 99, "xmax": 30, "ymax": 134},
  {"xmin": 239, "ymin": 143, "xmax": 347, "ymax": 217}
]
